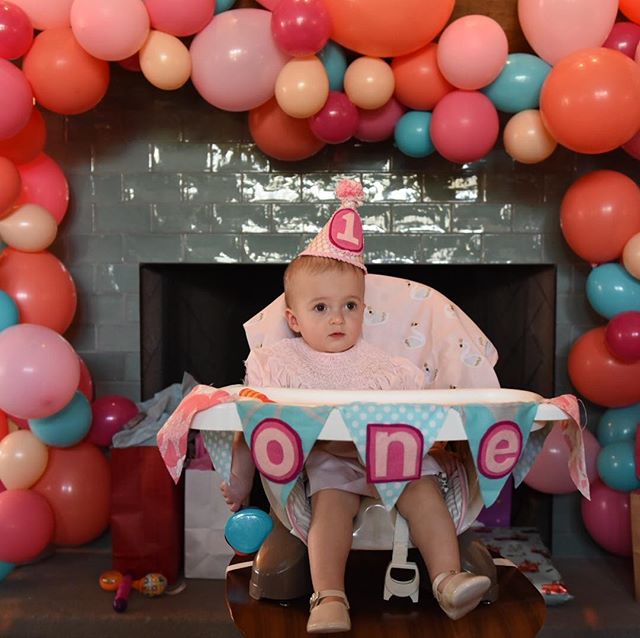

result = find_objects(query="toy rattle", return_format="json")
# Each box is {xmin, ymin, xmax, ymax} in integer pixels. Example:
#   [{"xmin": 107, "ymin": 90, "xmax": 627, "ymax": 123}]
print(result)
[{"xmin": 99, "ymin": 570, "xmax": 168, "ymax": 612}]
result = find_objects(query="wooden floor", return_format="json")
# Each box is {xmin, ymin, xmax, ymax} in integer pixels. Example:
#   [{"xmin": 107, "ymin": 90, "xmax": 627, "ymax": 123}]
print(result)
[{"xmin": 226, "ymin": 551, "xmax": 546, "ymax": 638}]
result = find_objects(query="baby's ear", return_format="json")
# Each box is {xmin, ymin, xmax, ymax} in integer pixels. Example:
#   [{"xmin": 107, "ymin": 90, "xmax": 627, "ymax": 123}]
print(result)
[{"xmin": 285, "ymin": 308, "xmax": 300, "ymax": 333}]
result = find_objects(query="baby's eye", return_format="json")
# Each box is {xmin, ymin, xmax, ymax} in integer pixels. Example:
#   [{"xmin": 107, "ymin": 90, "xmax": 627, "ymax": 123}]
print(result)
[
  {"xmin": 345, "ymin": 301, "xmax": 358, "ymax": 311},
  {"xmin": 313, "ymin": 303, "xmax": 327, "ymax": 312}
]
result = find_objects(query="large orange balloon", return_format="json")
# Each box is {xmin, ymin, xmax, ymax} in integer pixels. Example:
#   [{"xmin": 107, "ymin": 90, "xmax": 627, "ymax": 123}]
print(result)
[
  {"xmin": 0, "ymin": 248, "xmax": 77, "ymax": 334},
  {"xmin": 32, "ymin": 442, "xmax": 110, "ymax": 546},
  {"xmin": 249, "ymin": 97, "xmax": 325, "ymax": 161},
  {"xmin": 540, "ymin": 48, "xmax": 640, "ymax": 154},
  {"xmin": 22, "ymin": 27, "xmax": 110, "ymax": 115},
  {"xmin": 568, "ymin": 327, "xmax": 640, "ymax": 408},
  {"xmin": 323, "ymin": 0, "xmax": 455, "ymax": 57},
  {"xmin": 560, "ymin": 170, "xmax": 640, "ymax": 264}
]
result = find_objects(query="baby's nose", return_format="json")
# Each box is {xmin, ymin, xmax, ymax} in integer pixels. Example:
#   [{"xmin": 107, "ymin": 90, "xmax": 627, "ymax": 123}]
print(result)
[{"xmin": 329, "ymin": 310, "xmax": 344, "ymax": 324}]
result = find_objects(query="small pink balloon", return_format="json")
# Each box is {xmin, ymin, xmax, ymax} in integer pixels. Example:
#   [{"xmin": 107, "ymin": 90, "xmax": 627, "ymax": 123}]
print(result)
[
  {"xmin": 0, "ymin": 0, "xmax": 34, "ymax": 59},
  {"xmin": 0, "ymin": 489, "xmax": 54, "ymax": 563},
  {"xmin": 354, "ymin": 97, "xmax": 404, "ymax": 143},
  {"xmin": 581, "ymin": 479, "xmax": 631, "ymax": 556},
  {"xmin": 7, "ymin": 0, "xmax": 73, "ymax": 30},
  {"xmin": 88, "ymin": 395, "xmax": 139, "ymax": 447},
  {"xmin": 309, "ymin": 91, "xmax": 359, "ymax": 144},
  {"xmin": 431, "ymin": 90, "xmax": 499, "ymax": 163},
  {"xmin": 605, "ymin": 311, "xmax": 640, "ymax": 362},
  {"xmin": 272, "ymin": 0, "xmax": 331, "ymax": 56},
  {"xmin": 603, "ymin": 21, "xmax": 640, "ymax": 59},
  {"xmin": 622, "ymin": 128, "xmax": 640, "ymax": 160},
  {"xmin": 16, "ymin": 153, "xmax": 69, "ymax": 224},
  {"xmin": 0, "ymin": 59, "xmax": 33, "ymax": 140},
  {"xmin": 144, "ymin": 0, "xmax": 214, "ymax": 37}
]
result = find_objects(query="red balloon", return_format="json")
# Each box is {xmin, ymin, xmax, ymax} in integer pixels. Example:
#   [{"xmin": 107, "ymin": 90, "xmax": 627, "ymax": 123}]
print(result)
[
  {"xmin": 605, "ymin": 311, "xmax": 640, "ymax": 362},
  {"xmin": 309, "ymin": 91, "xmax": 359, "ymax": 144},
  {"xmin": 0, "ymin": 156, "xmax": 21, "ymax": 219},
  {"xmin": 0, "ymin": 489, "xmax": 54, "ymax": 563},
  {"xmin": 603, "ymin": 21, "xmax": 640, "ymax": 59},
  {"xmin": 0, "ymin": 108, "xmax": 47, "ymax": 166},
  {"xmin": 88, "ymin": 395, "xmax": 139, "ymax": 447},
  {"xmin": 0, "ymin": 410, "xmax": 8, "ymax": 441},
  {"xmin": 0, "ymin": 248, "xmax": 78, "ymax": 334},
  {"xmin": 0, "ymin": 0, "xmax": 33, "ymax": 60},
  {"xmin": 568, "ymin": 327, "xmax": 640, "ymax": 407},
  {"xmin": 272, "ymin": 0, "xmax": 331, "ymax": 57},
  {"xmin": 560, "ymin": 170, "xmax": 640, "ymax": 264},
  {"xmin": 581, "ymin": 479, "xmax": 631, "ymax": 556},
  {"xmin": 78, "ymin": 357, "xmax": 95, "ymax": 402},
  {"xmin": 32, "ymin": 442, "xmax": 110, "ymax": 546}
]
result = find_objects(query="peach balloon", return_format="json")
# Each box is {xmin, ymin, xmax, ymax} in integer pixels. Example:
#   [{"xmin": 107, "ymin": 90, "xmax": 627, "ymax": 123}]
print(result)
[
  {"xmin": 623, "ymin": 233, "xmax": 640, "ymax": 280},
  {"xmin": 0, "ymin": 430, "xmax": 49, "ymax": 490},
  {"xmin": 139, "ymin": 30, "xmax": 191, "ymax": 91},
  {"xmin": 275, "ymin": 55, "xmax": 329, "ymax": 118},
  {"xmin": 9, "ymin": 0, "xmax": 73, "ymax": 29},
  {"xmin": 344, "ymin": 56, "xmax": 395, "ymax": 110},
  {"xmin": 503, "ymin": 109, "xmax": 557, "ymax": 164},
  {"xmin": 0, "ymin": 204, "xmax": 58, "ymax": 252}
]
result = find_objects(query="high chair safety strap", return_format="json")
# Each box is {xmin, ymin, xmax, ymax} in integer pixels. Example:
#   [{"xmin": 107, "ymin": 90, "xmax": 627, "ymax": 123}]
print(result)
[{"xmin": 391, "ymin": 513, "xmax": 410, "ymax": 565}]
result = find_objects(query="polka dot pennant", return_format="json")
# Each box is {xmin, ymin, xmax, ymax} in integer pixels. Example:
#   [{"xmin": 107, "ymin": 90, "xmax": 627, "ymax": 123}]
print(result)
[{"xmin": 202, "ymin": 430, "xmax": 234, "ymax": 483}]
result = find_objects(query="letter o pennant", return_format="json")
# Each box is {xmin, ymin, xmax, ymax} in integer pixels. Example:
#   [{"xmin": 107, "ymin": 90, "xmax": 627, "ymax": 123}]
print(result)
[{"xmin": 250, "ymin": 418, "xmax": 304, "ymax": 484}]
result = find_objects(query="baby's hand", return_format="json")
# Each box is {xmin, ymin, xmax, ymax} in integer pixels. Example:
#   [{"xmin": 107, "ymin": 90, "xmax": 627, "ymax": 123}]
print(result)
[{"xmin": 220, "ymin": 473, "xmax": 252, "ymax": 512}]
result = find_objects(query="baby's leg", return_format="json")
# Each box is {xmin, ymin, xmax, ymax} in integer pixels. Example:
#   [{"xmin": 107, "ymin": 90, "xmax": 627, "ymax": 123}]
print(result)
[{"xmin": 220, "ymin": 432, "xmax": 255, "ymax": 512}]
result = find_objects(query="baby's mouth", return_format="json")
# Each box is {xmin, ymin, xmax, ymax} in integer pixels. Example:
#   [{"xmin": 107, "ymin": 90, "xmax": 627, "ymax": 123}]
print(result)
[{"xmin": 329, "ymin": 332, "xmax": 345, "ymax": 337}]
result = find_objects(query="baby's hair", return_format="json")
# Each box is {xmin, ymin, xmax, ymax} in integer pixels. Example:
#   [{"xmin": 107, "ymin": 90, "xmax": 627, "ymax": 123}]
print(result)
[{"xmin": 284, "ymin": 256, "xmax": 363, "ymax": 307}]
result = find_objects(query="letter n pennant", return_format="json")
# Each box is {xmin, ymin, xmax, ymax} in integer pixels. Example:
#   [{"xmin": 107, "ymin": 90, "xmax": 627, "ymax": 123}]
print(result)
[{"xmin": 235, "ymin": 400, "xmax": 333, "ymax": 507}]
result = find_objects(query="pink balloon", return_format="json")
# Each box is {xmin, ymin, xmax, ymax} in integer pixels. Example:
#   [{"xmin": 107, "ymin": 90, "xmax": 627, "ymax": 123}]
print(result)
[
  {"xmin": 0, "ymin": 324, "xmax": 81, "ymax": 419},
  {"xmin": 0, "ymin": 59, "xmax": 33, "ymax": 140},
  {"xmin": 309, "ymin": 91, "xmax": 359, "ymax": 144},
  {"xmin": 70, "ymin": 0, "xmax": 150, "ymax": 61},
  {"xmin": 145, "ymin": 0, "xmax": 214, "ymax": 37},
  {"xmin": 0, "ymin": 489, "xmax": 54, "ymax": 563},
  {"xmin": 518, "ymin": 0, "xmax": 618, "ymax": 65},
  {"xmin": 8, "ymin": 0, "xmax": 73, "ymax": 30},
  {"xmin": 622, "ymin": 128, "xmax": 640, "ymax": 160},
  {"xmin": 430, "ymin": 90, "xmax": 499, "ymax": 163},
  {"xmin": 190, "ymin": 8, "xmax": 289, "ymax": 112},
  {"xmin": 88, "ymin": 395, "xmax": 139, "ymax": 447},
  {"xmin": 354, "ymin": 97, "xmax": 404, "ymax": 143},
  {"xmin": 603, "ymin": 21, "xmax": 640, "ymax": 59},
  {"xmin": 437, "ymin": 15, "xmax": 508, "ymax": 90},
  {"xmin": 0, "ymin": 0, "xmax": 33, "ymax": 59},
  {"xmin": 524, "ymin": 424, "xmax": 600, "ymax": 494},
  {"xmin": 272, "ymin": 0, "xmax": 331, "ymax": 57},
  {"xmin": 16, "ymin": 153, "xmax": 70, "ymax": 224},
  {"xmin": 605, "ymin": 311, "xmax": 640, "ymax": 362},
  {"xmin": 581, "ymin": 479, "xmax": 631, "ymax": 556}
]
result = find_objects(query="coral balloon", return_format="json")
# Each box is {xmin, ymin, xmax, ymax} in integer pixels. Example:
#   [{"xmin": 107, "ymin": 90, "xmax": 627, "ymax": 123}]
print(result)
[
  {"xmin": 503, "ymin": 109, "xmax": 556, "ymax": 165},
  {"xmin": 430, "ymin": 90, "xmax": 499, "ymax": 164},
  {"xmin": 16, "ymin": 153, "xmax": 70, "ymax": 224},
  {"xmin": 22, "ymin": 28, "xmax": 110, "ymax": 116},
  {"xmin": 344, "ymin": 57, "xmax": 395, "ymax": 111},
  {"xmin": 605, "ymin": 312, "xmax": 640, "ymax": 363},
  {"xmin": 518, "ymin": 0, "xmax": 618, "ymax": 65},
  {"xmin": 581, "ymin": 479, "xmax": 631, "ymax": 556},
  {"xmin": 8, "ymin": 0, "xmax": 73, "ymax": 29},
  {"xmin": 392, "ymin": 43, "xmax": 453, "ymax": 111},
  {"xmin": 144, "ymin": 0, "xmax": 215, "ymax": 37},
  {"xmin": 275, "ymin": 55, "xmax": 329, "ymax": 118},
  {"xmin": 568, "ymin": 327, "xmax": 640, "ymax": 408},
  {"xmin": 32, "ymin": 442, "xmax": 110, "ymax": 546},
  {"xmin": 0, "ymin": 108, "xmax": 46, "ymax": 165},
  {"xmin": 309, "ymin": 91, "xmax": 358, "ymax": 144},
  {"xmin": 190, "ymin": 9, "xmax": 289, "ymax": 112},
  {"xmin": 623, "ymin": 233, "xmax": 640, "ymax": 280},
  {"xmin": 539, "ymin": 48, "xmax": 640, "ymax": 154},
  {"xmin": 0, "ymin": 429, "xmax": 48, "ymax": 489},
  {"xmin": 249, "ymin": 97, "xmax": 325, "ymax": 161},
  {"xmin": 523, "ymin": 424, "xmax": 600, "ymax": 494},
  {"xmin": 437, "ymin": 15, "xmax": 508, "ymax": 90},
  {"xmin": 560, "ymin": 170, "xmax": 640, "ymax": 264},
  {"xmin": 0, "ymin": 248, "xmax": 77, "ymax": 334},
  {"xmin": 0, "ymin": 59, "xmax": 33, "ymax": 140},
  {"xmin": 0, "ymin": 0, "xmax": 33, "ymax": 59},
  {"xmin": 0, "ymin": 203, "xmax": 58, "ymax": 252},
  {"xmin": 0, "ymin": 156, "xmax": 20, "ymax": 219},
  {"xmin": 0, "ymin": 323, "xmax": 80, "ymax": 419},
  {"xmin": 323, "ymin": 0, "xmax": 454, "ymax": 57},
  {"xmin": 70, "ymin": 0, "xmax": 150, "ymax": 61},
  {"xmin": 271, "ymin": 0, "xmax": 331, "ymax": 57},
  {"xmin": 139, "ymin": 30, "xmax": 191, "ymax": 91},
  {"xmin": 78, "ymin": 357, "xmax": 94, "ymax": 402},
  {"xmin": 88, "ymin": 395, "xmax": 139, "ymax": 448},
  {"xmin": 0, "ymin": 489, "xmax": 54, "ymax": 563},
  {"xmin": 620, "ymin": 0, "xmax": 640, "ymax": 27},
  {"xmin": 603, "ymin": 21, "xmax": 640, "ymax": 59}
]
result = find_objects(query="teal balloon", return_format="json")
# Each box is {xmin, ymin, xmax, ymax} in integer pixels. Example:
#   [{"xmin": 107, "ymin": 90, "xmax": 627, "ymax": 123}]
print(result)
[
  {"xmin": 0, "ymin": 291, "xmax": 19, "ymax": 332},
  {"xmin": 482, "ymin": 53, "xmax": 551, "ymax": 113},
  {"xmin": 0, "ymin": 561, "xmax": 15, "ymax": 582},
  {"xmin": 318, "ymin": 41, "xmax": 347, "ymax": 91},
  {"xmin": 597, "ymin": 441, "xmax": 640, "ymax": 492},
  {"xmin": 224, "ymin": 507, "xmax": 273, "ymax": 554},
  {"xmin": 586, "ymin": 263, "xmax": 640, "ymax": 320},
  {"xmin": 394, "ymin": 111, "xmax": 435, "ymax": 158},
  {"xmin": 214, "ymin": 0, "xmax": 236, "ymax": 13},
  {"xmin": 29, "ymin": 391, "xmax": 93, "ymax": 448},
  {"xmin": 597, "ymin": 404, "xmax": 640, "ymax": 446}
]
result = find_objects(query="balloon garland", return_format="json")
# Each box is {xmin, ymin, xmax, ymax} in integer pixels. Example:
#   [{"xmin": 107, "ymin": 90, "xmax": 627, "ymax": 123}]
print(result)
[{"xmin": 0, "ymin": 0, "xmax": 639, "ymax": 576}]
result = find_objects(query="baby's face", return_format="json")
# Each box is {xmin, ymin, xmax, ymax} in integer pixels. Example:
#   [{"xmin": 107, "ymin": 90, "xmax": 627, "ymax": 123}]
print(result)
[{"xmin": 285, "ymin": 267, "xmax": 365, "ymax": 353}]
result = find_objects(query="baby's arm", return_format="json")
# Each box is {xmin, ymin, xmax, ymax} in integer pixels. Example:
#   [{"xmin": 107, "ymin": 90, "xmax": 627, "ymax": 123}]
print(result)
[{"xmin": 220, "ymin": 432, "xmax": 255, "ymax": 512}]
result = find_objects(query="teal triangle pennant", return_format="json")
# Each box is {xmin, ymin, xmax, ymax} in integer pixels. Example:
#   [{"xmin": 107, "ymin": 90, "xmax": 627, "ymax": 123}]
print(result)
[{"xmin": 201, "ymin": 430, "xmax": 234, "ymax": 483}]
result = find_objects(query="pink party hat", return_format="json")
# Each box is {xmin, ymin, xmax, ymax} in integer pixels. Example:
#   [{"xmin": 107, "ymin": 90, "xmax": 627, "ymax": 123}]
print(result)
[{"xmin": 299, "ymin": 179, "xmax": 367, "ymax": 272}]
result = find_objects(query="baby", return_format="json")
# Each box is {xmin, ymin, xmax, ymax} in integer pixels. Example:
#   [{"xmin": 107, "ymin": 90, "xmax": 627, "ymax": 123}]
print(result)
[{"xmin": 222, "ymin": 181, "xmax": 490, "ymax": 633}]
